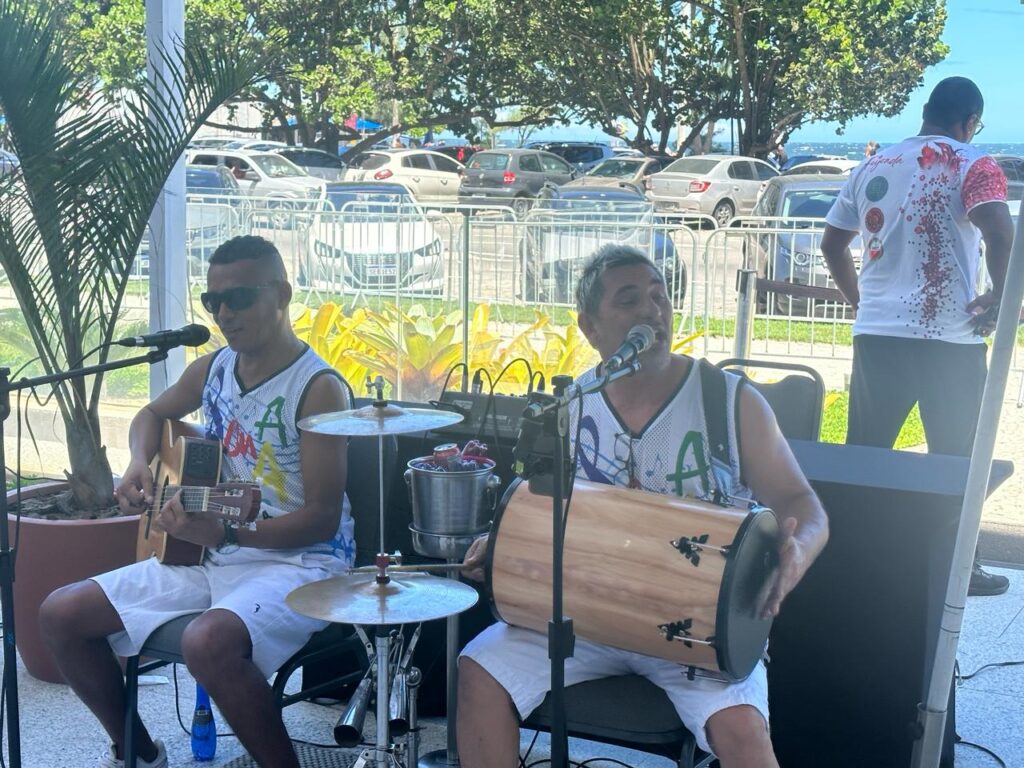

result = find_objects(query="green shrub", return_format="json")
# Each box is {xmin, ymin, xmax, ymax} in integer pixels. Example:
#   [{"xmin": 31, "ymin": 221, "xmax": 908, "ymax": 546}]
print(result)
[{"xmin": 102, "ymin": 367, "xmax": 150, "ymax": 400}]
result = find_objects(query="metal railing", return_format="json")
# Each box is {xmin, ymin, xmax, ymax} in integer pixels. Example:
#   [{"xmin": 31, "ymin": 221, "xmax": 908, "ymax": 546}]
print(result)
[{"xmin": 124, "ymin": 199, "xmax": 1024, "ymax": 400}]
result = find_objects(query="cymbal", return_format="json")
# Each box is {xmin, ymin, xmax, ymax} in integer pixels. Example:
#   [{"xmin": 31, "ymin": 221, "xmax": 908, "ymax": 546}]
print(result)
[
  {"xmin": 286, "ymin": 571, "xmax": 479, "ymax": 625},
  {"xmin": 299, "ymin": 403, "xmax": 463, "ymax": 436}
]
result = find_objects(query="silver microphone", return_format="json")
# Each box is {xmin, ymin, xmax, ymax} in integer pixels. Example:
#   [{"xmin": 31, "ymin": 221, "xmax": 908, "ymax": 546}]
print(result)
[{"xmin": 604, "ymin": 324, "xmax": 656, "ymax": 372}]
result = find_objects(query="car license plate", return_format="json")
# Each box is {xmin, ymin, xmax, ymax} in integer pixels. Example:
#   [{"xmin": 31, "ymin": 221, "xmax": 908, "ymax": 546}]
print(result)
[
  {"xmin": 368, "ymin": 266, "xmax": 398, "ymax": 277},
  {"xmin": 472, "ymin": 193, "xmax": 486, "ymax": 198}
]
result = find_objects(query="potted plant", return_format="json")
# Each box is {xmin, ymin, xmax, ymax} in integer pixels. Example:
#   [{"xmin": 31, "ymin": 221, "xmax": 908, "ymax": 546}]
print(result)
[{"xmin": 0, "ymin": 0, "xmax": 273, "ymax": 681}]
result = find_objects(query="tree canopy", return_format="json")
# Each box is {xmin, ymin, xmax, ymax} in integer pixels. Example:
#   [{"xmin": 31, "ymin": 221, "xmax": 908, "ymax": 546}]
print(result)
[
  {"xmin": 60, "ymin": 0, "xmax": 563, "ymax": 155},
  {"xmin": 58, "ymin": 0, "xmax": 949, "ymax": 157}
]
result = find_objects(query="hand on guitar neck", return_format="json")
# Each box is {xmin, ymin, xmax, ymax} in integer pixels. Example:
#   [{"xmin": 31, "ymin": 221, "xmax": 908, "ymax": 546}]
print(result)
[
  {"xmin": 149, "ymin": 485, "xmax": 260, "ymax": 550},
  {"xmin": 126, "ymin": 419, "xmax": 263, "ymax": 566}
]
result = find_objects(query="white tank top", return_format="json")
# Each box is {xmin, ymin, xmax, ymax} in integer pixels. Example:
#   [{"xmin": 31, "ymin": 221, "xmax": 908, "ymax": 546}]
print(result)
[
  {"xmin": 569, "ymin": 359, "xmax": 751, "ymax": 503},
  {"xmin": 202, "ymin": 344, "xmax": 355, "ymax": 566}
]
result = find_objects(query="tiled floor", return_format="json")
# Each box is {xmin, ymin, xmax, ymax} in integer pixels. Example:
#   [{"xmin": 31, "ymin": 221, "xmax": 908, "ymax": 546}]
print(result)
[{"xmin": 1, "ymin": 565, "xmax": 1021, "ymax": 767}]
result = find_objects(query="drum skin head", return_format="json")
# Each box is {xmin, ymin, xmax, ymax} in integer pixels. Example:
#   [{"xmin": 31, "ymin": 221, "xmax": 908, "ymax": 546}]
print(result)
[{"xmin": 715, "ymin": 507, "xmax": 779, "ymax": 680}]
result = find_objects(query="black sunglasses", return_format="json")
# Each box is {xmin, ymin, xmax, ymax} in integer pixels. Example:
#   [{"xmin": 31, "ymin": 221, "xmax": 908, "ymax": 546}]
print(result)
[{"xmin": 200, "ymin": 282, "xmax": 277, "ymax": 314}]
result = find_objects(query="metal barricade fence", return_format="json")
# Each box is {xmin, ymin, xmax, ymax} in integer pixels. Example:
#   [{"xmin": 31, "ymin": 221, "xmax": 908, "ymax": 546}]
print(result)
[
  {"xmin": 130, "ymin": 200, "xmax": 1024, "ymax": 404},
  {"xmin": 701, "ymin": 216, "xmax": 857, "ymax": 363}
]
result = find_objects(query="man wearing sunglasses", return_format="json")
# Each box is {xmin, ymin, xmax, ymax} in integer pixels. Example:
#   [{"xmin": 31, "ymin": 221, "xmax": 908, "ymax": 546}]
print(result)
[
  {"xmin": 41, "ymin": 235, "xmax": 352, "ymax": 768},
  {"xmin": 821, "ymin": 76, "xmax": 1015, "ymax": 597}
]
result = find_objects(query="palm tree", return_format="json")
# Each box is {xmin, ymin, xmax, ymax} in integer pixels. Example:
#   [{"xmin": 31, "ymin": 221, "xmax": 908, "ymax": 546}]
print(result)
[{"xmin": 0, "ymin": 0, "xmax": 274, "ymax": 508}]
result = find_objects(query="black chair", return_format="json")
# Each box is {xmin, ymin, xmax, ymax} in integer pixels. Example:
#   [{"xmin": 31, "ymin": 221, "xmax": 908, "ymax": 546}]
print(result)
[
  {"xmin": 716, "ymin": 358, "xmax": 826, "ymax": 441},
  {"xmin": 523, "ymin": 676, "xmax": 714, "ymax": 768},
  {"xmin": 122, "ymin": 431, "xmax": 397, "ymax": 767}
]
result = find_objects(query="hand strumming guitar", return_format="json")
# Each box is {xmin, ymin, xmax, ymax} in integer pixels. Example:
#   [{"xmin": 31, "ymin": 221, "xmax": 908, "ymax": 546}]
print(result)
[{"xmin": 114, "ymin": 458, "xmax": 155, "ymax": 513}]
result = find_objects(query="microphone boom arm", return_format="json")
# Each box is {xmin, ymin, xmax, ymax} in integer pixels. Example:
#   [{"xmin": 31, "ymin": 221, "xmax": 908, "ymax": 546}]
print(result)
[{"xmin": 522, "ymin": 361, "xmax": 641, "ymax": 421}]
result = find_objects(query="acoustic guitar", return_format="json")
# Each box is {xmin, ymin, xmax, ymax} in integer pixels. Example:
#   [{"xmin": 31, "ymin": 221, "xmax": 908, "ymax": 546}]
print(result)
[{"xmin": 136, "ymin": 420, "xmax": 261, "ymax": 566}]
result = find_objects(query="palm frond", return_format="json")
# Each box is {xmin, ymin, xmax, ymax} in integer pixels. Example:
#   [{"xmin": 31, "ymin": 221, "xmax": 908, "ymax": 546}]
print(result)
[{"xmin": 0, "ymin": 0, "xmax": 279, "ymax": 504}]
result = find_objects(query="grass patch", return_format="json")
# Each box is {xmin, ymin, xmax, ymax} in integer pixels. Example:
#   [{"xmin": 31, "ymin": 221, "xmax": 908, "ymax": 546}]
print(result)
[{"xmin": 820, "ymin": 391, "xmax": 926, "ymax": 449}]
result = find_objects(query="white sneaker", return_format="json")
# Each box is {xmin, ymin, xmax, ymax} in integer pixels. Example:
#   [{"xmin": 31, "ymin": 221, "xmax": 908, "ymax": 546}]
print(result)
[{"xmin": 97, "ymin": 738, "xmax": 167, "ymax": 768}]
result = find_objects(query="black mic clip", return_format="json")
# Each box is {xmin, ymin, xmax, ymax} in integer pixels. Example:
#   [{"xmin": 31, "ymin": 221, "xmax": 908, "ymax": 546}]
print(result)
[{"xmin": 513, "ymin": 391, "xmax": 556, "ymax": 480}]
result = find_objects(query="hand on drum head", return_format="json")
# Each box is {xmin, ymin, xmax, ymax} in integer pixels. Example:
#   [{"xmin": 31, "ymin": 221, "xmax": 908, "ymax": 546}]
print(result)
[
  {"xmin": 461, "ymin": 534, "xmax": 488, "ymax": 583},
  {"xmin": 762, "ymin": 517, "xmax": 811, "ymax": 619}
]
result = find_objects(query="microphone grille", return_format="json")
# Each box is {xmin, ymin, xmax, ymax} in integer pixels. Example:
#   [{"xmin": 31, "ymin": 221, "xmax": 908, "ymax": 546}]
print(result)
[
  {"xmin": 632, "ymin": 324, "xmax": 656, "ymax": 345},
  {"xmin": 186, "ymin": 324, "xmax": 212, "ymax": 345}
]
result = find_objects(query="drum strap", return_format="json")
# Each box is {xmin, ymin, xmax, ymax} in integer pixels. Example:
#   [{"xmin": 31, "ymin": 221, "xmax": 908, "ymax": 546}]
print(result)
[{"xmin": 698, "ymin": 359, "xmax": 735, "ymax": 504}]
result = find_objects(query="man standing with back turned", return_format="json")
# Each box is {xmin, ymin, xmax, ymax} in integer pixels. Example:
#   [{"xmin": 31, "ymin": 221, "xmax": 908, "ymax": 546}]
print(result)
[{"xmin": 821, "ymin": 76, "xmax": 1014, "ymax": 596}]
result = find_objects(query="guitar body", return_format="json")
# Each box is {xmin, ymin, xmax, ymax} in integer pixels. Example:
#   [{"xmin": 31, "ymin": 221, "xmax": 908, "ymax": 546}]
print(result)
[{"xmin": 136, "ymin": 421, "xmax": 223, "ymax": 566}]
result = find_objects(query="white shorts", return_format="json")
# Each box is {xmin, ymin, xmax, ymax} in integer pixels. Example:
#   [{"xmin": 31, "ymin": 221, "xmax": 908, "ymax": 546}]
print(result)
[
  {"xmin": 461, "ymin": 622, "xmax": 769, "ymax": 755},
  {"xmin": 92, "ymin": 555, "xmax": 341, "ymax": 677}
]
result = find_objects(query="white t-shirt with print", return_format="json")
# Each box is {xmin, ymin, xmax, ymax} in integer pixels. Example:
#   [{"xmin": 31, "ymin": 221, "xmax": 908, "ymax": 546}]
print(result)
[{"xmin": 826, "ymin": 135, "xmax": 1007, "ymax": 343}]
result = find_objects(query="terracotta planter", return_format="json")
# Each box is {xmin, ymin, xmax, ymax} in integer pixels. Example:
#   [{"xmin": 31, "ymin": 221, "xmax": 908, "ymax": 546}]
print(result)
[{"xmin": 6, "ymin": 481, "xmax": 139, "ymax": 683}]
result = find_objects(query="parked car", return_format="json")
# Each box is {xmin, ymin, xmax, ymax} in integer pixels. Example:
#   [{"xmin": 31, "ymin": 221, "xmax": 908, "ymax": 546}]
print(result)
[
  {"xmin": 563, "ymin": 155, "xmax": 674, "ymax": 192},
  {"xmin": 187, "ymin": 149, "xmax": 325, "ymax": 227},
  {"xmin": 138, "ymin": 164, "xmax": 248, "ymax": 277},
  {"xmin": 343, "ymin": 149, "xmax": 464, "ymax": 202},
  {"xmin": 647, "ymin": 154, "xmax": 778, "ymax": 226},
  {"xmin": 458, "ymin": 149, "xmax": 577, "ymax": 215},
  {"xmin": 221, "ymin": 139, "xmax": 289, "ymax": 151},
  {"xmin": 431, "ymin": 145, "xmax": 482, "ymax": 165},
  {"xmin": 519, "ymin": 186, "xmax": 683, "ymax": 304},
  {"xmin": 526, "ymin": 141, "xmax": 618, "ymax": 172},
  {"xmin": 783, "ymin": 158, "xmax": 861, "ymax": 176},
  {"xmin": 187, "ymin": 135, "xmax": 244, "ymax": 150},
  {"xmin": 270, "ymin": 147, "xmax": 346, "ymax": 181},
  {"xmin": 779, "ymin": 154, "xmax": 846, "ymax": 172},
  {"xmin": 0, "ymin": 148, "xmax": 19, "ymax": 177},
  {"xmin": 993, "ymin": 154, "xmax": 1024, "ymax": 201},
  {"xmin": 304, "ymin": 181, "xmax": 444, "ymax": 293},
  {"xmin": 748, "ymin": 174, "xmax": 861, "ymax": 316}
]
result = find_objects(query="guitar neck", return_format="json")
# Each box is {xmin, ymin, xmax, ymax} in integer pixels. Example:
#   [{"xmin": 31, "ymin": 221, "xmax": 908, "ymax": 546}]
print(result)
[{"xmin": 154, "ymin": 485, "xmax": 254, "ymax": 524}]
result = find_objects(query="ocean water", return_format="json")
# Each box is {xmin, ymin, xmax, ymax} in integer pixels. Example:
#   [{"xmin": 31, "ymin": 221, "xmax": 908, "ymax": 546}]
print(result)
[{"xmin": 786, "ymin": 140, "xmax": 1024, "ymax": 160}]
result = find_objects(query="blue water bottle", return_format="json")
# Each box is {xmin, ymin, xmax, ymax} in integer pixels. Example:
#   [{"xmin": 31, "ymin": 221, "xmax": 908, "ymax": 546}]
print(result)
[{"xmin": 190, "ymin": 683, "xmax": 217, "ymax": 761}]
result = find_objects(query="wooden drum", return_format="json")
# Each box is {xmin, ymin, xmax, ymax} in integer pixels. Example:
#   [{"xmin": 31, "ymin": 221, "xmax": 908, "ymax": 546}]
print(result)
[{"xmin": 485, "ymin": 478, "xmax": 779, "ymax": 681}]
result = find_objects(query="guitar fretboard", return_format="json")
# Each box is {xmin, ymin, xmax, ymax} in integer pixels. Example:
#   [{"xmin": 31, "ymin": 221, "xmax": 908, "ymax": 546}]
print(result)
[{"xmin": 155, "ymin": 486, "xmax": 246, "ymax": 521}]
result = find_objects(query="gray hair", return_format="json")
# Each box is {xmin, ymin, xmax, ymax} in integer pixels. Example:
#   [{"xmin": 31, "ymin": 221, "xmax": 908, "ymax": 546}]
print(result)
[{"xmin": 575, "ymin": 244, "xmax": 664, "ymax": 315}]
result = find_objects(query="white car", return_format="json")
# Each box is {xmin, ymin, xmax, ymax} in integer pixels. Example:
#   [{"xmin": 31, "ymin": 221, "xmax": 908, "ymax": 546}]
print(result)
[
  {"xmin": 783, "ymin": 159, "xmax": 861, "ymax": 176},
  {"xmin": 647, "ymin": 154, "xmax": 779, "ymax": 226},
  {"xmin": 343, "ymin": 149, "xmax": 464, "ymax": 202},
  {"xmin": 304, "ymin": 181, "xmax": 444, "ymax": 293},
  {"xmin": 187, "ymin": 149, "xmax": 325, "ymax": 227}
]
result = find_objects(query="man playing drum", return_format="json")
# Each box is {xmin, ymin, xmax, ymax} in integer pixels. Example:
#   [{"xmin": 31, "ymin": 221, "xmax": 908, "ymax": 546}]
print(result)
[{"xmin": 459, "ymin": 244, "xmax": 829, "ymax": 767}]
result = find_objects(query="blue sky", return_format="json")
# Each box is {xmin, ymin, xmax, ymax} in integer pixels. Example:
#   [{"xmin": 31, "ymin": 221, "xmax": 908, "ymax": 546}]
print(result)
[
  {"xmin": 520, "ymin": 0, "xmax": 1022, "ymax": 147},
  {"xmin": 791, "ymin": 0, "xmax": 1024, "ymax": 144}
]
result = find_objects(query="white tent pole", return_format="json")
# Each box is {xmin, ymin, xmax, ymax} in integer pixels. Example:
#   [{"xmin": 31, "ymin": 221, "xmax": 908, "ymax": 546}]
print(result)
[
  {"xmin": 145, "ymin": 0, "xmax": 188, "ymax": 397},
  {"xmin": 911, "ymin": 208, "xmax": 1024, "ymax": 768}
]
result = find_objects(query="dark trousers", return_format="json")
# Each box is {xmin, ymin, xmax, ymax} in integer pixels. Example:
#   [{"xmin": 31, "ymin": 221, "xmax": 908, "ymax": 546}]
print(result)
[{"xmin": 847, "ymin": 334, "xmax": 987, "ymax": 458}]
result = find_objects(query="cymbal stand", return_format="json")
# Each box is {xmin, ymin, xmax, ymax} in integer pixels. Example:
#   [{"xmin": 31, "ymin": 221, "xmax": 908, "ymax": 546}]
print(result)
[{"xmin": 351, "ymin": 624, "xmax": 422, "ymax": 768}]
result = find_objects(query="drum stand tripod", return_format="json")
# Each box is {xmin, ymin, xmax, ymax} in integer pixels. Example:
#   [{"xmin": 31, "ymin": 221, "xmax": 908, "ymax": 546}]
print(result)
[{"xmin": 417, "ymin": 557, "xmax": 463, "ymax": 768}]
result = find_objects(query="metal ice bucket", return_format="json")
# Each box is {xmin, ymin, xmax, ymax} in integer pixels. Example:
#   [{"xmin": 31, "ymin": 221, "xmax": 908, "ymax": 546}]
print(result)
[{"xmin": 404, "ymin": 457, "xmax": 500, "ymax": 559}]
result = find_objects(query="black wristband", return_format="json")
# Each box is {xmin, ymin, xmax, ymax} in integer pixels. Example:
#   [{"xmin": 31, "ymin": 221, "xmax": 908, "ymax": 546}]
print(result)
[{"xmin": 216, "ymin": 520, "xmax": 239, "ymax": 554}]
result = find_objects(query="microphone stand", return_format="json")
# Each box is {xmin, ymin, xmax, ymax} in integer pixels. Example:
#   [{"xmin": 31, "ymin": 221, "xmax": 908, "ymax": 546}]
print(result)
[
  {"xmin": 0, "ymin": 346, "xmax": 170, "ymax": 768},
  {"xmin": 513, "ymin": 362, "xmax": 641, "ymax": 768}
]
